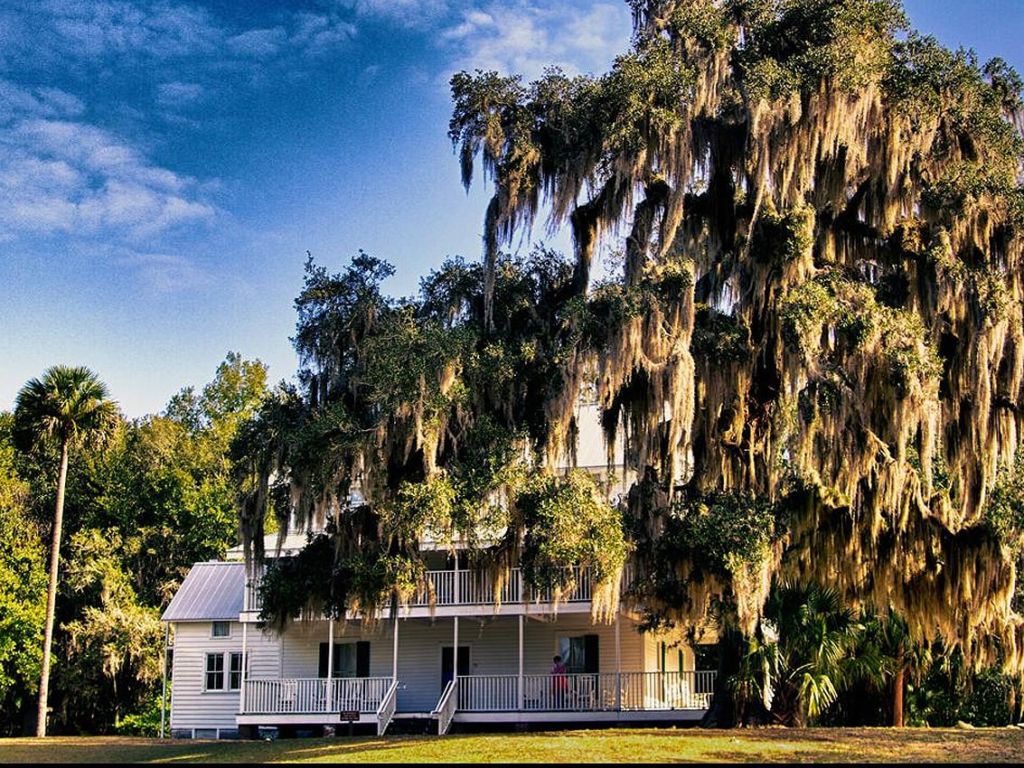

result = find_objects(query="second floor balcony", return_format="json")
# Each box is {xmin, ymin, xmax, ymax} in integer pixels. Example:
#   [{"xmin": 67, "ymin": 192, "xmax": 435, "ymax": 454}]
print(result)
[{"xmin": 243, "ymin": 564, "xmax": 634, "ymax": 619}]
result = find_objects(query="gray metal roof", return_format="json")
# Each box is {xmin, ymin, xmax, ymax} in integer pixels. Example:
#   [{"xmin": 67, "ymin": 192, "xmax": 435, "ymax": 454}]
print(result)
[{"xmin": 161, "ymin": 561, "xmax": 245, "ymax": 622}]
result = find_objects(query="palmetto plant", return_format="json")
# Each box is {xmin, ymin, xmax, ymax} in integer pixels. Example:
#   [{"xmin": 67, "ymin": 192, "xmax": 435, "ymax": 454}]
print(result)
[
  {"xmin": 14, "ymin": 365, "xmax": 118, "ymax": 737},
  {"xmin": 730, "ymin": 583, "xmax": 863, "ymax": 726}
]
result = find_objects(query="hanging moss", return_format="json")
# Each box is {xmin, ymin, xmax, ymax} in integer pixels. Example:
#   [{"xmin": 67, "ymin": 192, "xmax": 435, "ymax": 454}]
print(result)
[
  {"xmin": 448, "ymin": 0, "xmax": 1024, "ymax": 675},
  {"xmin": 240, "ymin": 0, "xmax": 1024, "ymax": 678},
  {"xmin": 519, "ymin": 470, "xmax": 629, "ymax": 622}
]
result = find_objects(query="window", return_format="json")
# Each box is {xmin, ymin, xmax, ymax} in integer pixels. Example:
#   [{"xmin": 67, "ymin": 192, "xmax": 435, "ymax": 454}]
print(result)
[
  {"xmin": 229, "ymin": 652, "xmax": 243, "ymax": 690},
  {"xmin": 205, "ymin": 653, "xmax": 225, "ymax": 690},
  {"xmin": 318, "ymin": 642, "xmax": 370, "ymax": 678},
  {"xmin": 205, "ymin": 652, "xmax": 243, "ymax": 691},
  {"xmin": 212, "ymin": 621, "xmax": 230, "ymax": 637},
  {"xmin": 558, "ymin": 634, "xmax": 599, "ymax": 674}
]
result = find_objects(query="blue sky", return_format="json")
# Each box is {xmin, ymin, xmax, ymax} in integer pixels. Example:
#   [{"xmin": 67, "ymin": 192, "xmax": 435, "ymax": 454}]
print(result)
[{"xmin": 0, "ymin": 0, "xmax": 1021, "ymax": 418}]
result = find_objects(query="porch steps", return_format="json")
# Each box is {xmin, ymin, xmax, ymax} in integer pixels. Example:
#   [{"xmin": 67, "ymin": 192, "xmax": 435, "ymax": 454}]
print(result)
[{"xmin": 389, "ymin": 713, "xmax": 440, "ymax": 735}]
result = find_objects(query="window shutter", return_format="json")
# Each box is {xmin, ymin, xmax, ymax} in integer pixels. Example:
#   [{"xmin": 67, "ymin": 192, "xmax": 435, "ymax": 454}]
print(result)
[
  {"xmin": 356, "ymin": 641, "xmax": 371, "ymax": 677},
  {"xmin": 584, "ymin": 634, "xmax": 599, "ymax": 673},
  {"xmin": 318, "ymin": 642, "xmax": 329, "ymax": 678}
]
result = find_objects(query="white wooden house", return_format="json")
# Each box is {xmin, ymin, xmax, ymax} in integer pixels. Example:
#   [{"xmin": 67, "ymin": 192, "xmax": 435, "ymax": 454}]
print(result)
[{"xmin": 160, "ymin": 406, "xmax": 718, "ymax": 738}]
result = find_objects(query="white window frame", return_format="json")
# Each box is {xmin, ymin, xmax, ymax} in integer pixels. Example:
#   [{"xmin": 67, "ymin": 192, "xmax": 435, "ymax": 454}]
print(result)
[
  {"xmin": 211, "ymin": 621, "xmax": 231, "ymax": 638},
  {"xmin": 204, "ymin": 652, "xmax": 226, "ymax": 692}
]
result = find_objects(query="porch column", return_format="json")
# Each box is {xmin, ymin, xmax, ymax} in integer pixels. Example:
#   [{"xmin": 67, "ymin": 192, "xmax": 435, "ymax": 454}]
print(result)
[
  {"xmin": 159, "ymin": 624, "xmax": 169, "ymax": 738},
  {"xmin": 392, "ymin": 617, "xmax": 399, "ymax": 682},
  {"xmin": 454, "ymin": 551, "xmax": 460, "ymax": 604},
  {"xmin": 517, "ymin": 615, "xmax": 524, "ymax": 710},
  {"xmin": 325, "ymin": 620, "xmax": 334, "ymax": 712},
  {"xmin": 453, "ymin": 616, "xmax": 460, "ymax": 681},
  {"xmin": 615, "ymin": 610, "xmax": 622, "ymax": 710},
  {"xmin": 239, "ymin": 622, "xmax": 248, "ymax": 715}
]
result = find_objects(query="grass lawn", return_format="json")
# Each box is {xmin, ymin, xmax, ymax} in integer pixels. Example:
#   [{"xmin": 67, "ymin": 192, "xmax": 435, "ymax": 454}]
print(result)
[{"xmin": 2, "ymin": 728, "xmax": 1023, "ymax": 764}]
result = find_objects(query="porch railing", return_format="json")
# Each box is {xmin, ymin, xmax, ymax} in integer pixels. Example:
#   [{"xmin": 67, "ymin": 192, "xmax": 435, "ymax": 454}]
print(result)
[
  {"xmin": 376, "ymin": 681, "xmax": 399, "ymax": 736},
  {"xmin": 242, "ymin": 676, "xmax": 392, "ymax": 715},
  {"xmin": 246, "ymin": 563, "xmax": 637, "ymax": 614},
  {"xmin": 433, "ymin": 679, "xmax": 459, "ymax": 735},
  {"xmin": 457, "ymin": 671, "xmax": 715, "ymax": 712}
]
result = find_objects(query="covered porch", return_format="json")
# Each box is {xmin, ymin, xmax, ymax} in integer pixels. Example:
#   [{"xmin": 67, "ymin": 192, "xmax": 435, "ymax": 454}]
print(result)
[{"xmin": 236, "ymin": 612, "xmax": 715, "ymax": 734}]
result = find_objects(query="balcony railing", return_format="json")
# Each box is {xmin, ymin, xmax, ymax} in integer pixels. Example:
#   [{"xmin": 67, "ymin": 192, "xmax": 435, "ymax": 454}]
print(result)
[
  {"xmin": 242, "ymin": 676, "xmax": 392, "ymax": 715},
  {"xmin": 456, "ymin": 671, "xmax": 716, "ymax": 712},
  {"xmin": 245, "ymin": 564, "xmax": 628, "ymax": 614}
]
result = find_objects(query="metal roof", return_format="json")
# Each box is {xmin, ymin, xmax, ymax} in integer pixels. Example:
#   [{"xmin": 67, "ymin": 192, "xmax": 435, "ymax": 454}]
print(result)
[{"xmin": 161, "ymin": 561, "xmax": 245, "ymax": 622}]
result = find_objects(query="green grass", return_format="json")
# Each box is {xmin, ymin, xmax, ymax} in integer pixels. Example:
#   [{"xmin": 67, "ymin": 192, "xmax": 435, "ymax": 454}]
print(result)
[{"xmin": 3, "ymin": 727, "xmax": 1023, "ymax": 763}]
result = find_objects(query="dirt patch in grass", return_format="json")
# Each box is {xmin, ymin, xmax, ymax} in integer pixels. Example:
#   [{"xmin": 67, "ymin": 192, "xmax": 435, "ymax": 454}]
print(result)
[{"xmin": 2, "ymin": 727, "xmax": 1022, "ymax": 763}]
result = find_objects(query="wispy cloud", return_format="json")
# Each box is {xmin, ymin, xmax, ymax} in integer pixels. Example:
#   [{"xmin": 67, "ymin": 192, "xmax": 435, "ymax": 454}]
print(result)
[
  {"xmin": 0, "ymin": 116, "xmax": 215, "ymax": 240},
  {"xmin": 440, "ymin": 1, "xmax": 630, "ymax": 80},
  {"xmin": 156, "ymin": 81, "xmax": 205, "ymax": 108},
  {"xmin": 117, "ymin": 250, "xmax": 216, "ymax": 293},
  {"xmin": 334, "ymin": 0, "xmax": 451, "ymax": 29}
]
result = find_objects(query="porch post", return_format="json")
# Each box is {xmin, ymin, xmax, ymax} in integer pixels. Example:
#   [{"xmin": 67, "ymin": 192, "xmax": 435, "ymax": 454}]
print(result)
[
  {"xmin": 159, "ymin": 623, "xmax": 169, "ymax": 738},
  {"xmin": 517, "ymin": 614, "xmax": 524, "ymax": 710},
  {"xmin": 239, "ymin": 622, "xmax": 248, "ymax": 715},
  {"xmin": 454, "ymin": 550, "xmax": 460, "ymax": 604},
  {"xmin": 326, "ymin": 620, "xmax": 334, "ymax": 712},
  {"xmin": 615, "ymin": 610, "xmax": 622, "ymax": 710},
  {"xmin": 392, "ymin": 616, "xmax": 399, "ymax": 682},
  {"xmin": 453, "ymin": 616, "xmax": 460, "ymax": 681}
]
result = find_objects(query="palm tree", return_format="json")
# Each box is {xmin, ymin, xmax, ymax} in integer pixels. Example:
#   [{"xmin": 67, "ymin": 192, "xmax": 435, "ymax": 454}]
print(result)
[{"xmin": 14, "ymin": 366, "xmax": 117, "ymax": 737}]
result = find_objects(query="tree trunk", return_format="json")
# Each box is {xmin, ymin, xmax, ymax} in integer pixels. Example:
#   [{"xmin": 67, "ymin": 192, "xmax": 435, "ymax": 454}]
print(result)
[
  {"xmin": 35, "ymin": 441, "xmax": 69, "ymax": 738},
  {"xmin": 892, "ymin": 665, "xmax": 905, "ymax": 728},
  {"xmin": 700, "ymin": 627, "xmax": 745, "ymax": 728}
]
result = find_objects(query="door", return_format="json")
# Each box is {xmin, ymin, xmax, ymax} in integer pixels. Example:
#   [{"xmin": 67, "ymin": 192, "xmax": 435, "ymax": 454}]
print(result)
[{"xmin": 441, "ymin": 646, "xmax": 470, "ymax": 691}]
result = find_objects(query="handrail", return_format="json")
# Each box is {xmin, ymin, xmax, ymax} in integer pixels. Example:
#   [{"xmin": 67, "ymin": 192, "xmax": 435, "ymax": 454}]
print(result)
[
  {"xmin": 242, "ymin": 676, "xmax": 392, "ymax": 715},
  {"xmin": 456, "ymin": 671, "xmax": 717, "ymax": 712},
  {"xmin": 375, "ymin": 681, "xmax": 399, "ymax": 736},
  {"xmin": 432, "ymin": 679, "xmax": 458, "ymax": 735}
]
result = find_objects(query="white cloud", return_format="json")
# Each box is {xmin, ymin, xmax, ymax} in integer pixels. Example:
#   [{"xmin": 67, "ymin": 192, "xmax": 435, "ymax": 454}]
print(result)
[
  {"xmin": 291, "ymin": 13, "xmax": 358, "ymax": 55},
  {"xmin": 156, "ymin": 81, "xmax": 205, "ymax": 107},
  {"xmin": 227, "ymin": 27, "xmax": 288, "ymax": 58},
  {"xmin": 0, "ymin": 118, "xmax": 215, "ymax": 241},
  {"xmin": 117, "ymin": 250, "xmax": 215, "ymax": 292},
  {"xmin": 441, "ymin": 1, "xmax": 630, "ymax": 80},
  {"xmin": 335, "ymin": 0, "xmax": 451, "ymax": 29}
]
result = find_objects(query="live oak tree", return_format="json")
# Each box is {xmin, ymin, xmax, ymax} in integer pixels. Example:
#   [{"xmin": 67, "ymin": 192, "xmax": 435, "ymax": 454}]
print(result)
[{"xmin": 240, "ymin": 0, "xmax": 1024, "ymax": 726}]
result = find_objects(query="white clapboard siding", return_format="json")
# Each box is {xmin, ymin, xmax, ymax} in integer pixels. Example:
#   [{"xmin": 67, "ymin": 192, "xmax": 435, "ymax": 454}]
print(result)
[{"xmin": 169, "ymin": 621, "xmax": 278, "ymax": 733}]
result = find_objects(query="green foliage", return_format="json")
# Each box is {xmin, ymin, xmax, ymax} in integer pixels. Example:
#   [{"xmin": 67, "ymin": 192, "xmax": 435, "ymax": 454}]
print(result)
[
  {"xmin": 667, "ymin": 0, "xmax": 733, "ymax": 52},
  {"xmin": 519, "ymin": 470, "xmax": 628, "ymax": 592},
  {"xmin": 257, "ymin": 525, "xmax": 425, "ymax": 625},
  {"xmin": 780, "ymin": 271, "xmax": 941, "ymax": 398},
  {"xmin": 753, "ymin": 201, "xmax": 815, "ymax": 264},
  {"xmin": 692, "ymin": 305, "xmax": 751, "ymax": 363},
  {"xmin": 114, "ymin": 682, "xmax": 169, "ymax": 737},
  {"xmin": 906, "ymin": 652, "xmax": 1016, "ymax": 727},
  {"xmin": 667, "ymin": 491, "xmax": 781, "ymax": 578},
  {"xmin": 0, "ymin": 415, "xmax": 45, "ymax": 733},
  {"xmin": 60, "ymin": 529, "xmax": 164, "ymax": 732},
  {"xmin": 734, "ymin": 0, "xmax": 907, "ymax": 99}
]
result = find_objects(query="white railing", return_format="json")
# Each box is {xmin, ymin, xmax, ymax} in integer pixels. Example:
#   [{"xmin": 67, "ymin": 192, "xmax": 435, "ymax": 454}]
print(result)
[
  {"xmin": 457, "ymin": 674, "xmax": 518, "ymax": 712},
  {"xmin": 247, "ymin": 563, "xmax": 637, "ymax": 614},
  {"xmin": 242, "ymin": 676, "xmax": 392, "ymax": 715},
  {"xmin": 410, "ymin": 566, "xmax": 594, "ymax": 608},
  {"xmin": 618, "ymin": 671, "xmax": 716, "ymax": 711},
  {"xmin": 244, "ymin": 570, "xmax": 263, "ymax": 613},
  {"xmin": 376, "ymin": 681, "xmax": 399, "ymax": 736},
  {"xmin": 456, "ymin": 671, "xmax": 716, "ymax": 712},
  {"xmin": 433, "ymin": 679, "xmax": 459, "ymax": 734}
]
